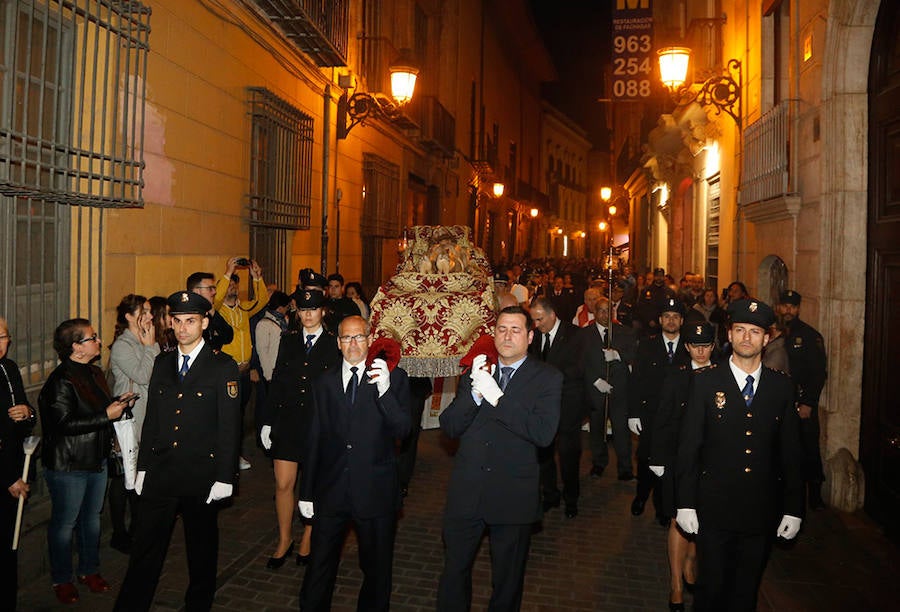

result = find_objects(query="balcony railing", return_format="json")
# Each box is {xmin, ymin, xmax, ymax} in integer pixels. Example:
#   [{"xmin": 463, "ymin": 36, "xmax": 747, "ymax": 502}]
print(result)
[
  {"xmin": 251, "ymin": 0, "xmax": 349, "ymax": 67},
  {"xmin": 740, "ymin": 101, "xmax": 793, "ymax": 205},
  {"xmin": 411, "ymin": 96, "xmax": 455, "ymax": 157}
]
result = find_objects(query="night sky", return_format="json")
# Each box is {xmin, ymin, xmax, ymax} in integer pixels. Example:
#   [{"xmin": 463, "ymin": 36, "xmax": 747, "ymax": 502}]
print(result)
[{"xmin": 528, "ymin": 1, "xmax": 612, "ymax": 149}]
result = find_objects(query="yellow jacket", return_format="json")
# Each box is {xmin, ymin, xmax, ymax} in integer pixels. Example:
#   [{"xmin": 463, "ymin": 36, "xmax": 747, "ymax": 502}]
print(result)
[{"xmin": 214, "ymin": 275, "xmax": 267, "ymax": 364}]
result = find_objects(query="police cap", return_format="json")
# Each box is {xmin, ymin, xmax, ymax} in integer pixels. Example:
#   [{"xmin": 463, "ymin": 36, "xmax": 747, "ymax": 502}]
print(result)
[
  {"xmin": 291, "ymin": 289, "xmax": 326, "ymax": 309},
  {"xmin": 659, "ymin": 297, "xmax": 685, "ymax": 316},
  {"xmin": 778, "ymin": 289, "xmax": 802, "ymax": 305},
  {"xmin": 728, "ymin": 298, "xmax": 775, "ymax": 329},
  {"xmin": 683, "ymin": 321, "xmax": 715, "ymax": 345},
  {"xmin": 492, "ymin": 271, "xmax": 509, "ymax": 284},
  {"xmin": 298, "ymin": 267, "xmax": 327, "ymax": 290},
  {"xmin": 167, "ymin": 291, "xmax": 211, "ymax": 315}
]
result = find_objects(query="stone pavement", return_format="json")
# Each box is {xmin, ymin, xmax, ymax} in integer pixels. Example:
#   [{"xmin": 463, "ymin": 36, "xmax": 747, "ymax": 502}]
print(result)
[{"xmin": 15, "ymin": 429, "xmax": 900, "ymax": 611}]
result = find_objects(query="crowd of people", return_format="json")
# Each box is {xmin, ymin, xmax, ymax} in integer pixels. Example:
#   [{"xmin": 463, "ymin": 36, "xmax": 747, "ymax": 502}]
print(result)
[{"xmin": 1, "ymin": 254, "xmax": 827, "ymax": 612}]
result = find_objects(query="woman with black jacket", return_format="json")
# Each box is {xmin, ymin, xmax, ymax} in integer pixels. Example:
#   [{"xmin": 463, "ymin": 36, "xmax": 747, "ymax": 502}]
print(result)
[{"xmin": 38, "ymin": 318, "xmax": 135, "ymax": 605}]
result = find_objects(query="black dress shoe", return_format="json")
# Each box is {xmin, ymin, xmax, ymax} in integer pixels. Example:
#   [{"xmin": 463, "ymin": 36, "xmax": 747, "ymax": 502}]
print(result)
[
  {"xmin": 266, "ymin": 542, "xmax": 295, "ymax": 569},
  {"xmin": 617, "ymin": 471, "xmax": 634, "ymax": 481},
  {"xmin": 542, "ymin": 497, "xmax": 561, "ymax": 513},
  {"xmin": 590, "ymin": 465, "xmax": 604, "ymax": 479},
  {"xmin": 630, "ymin": 496, "xmax": 646, "ymax": 516},
  {"xmin": 668, "ymin": 602, "xmax": 685, "ymax": 611},
  {"xmin": 565, "ymin": 505, "xmax": 578, "ymax": 519},
  {"xmin": 296, "ymin": 551, "xmax": 311, "ymax": 566}
]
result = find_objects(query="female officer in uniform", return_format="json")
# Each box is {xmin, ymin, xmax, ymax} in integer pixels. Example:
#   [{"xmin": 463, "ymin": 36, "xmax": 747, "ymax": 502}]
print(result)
[{"xmin": 260, "ymin": 289, "xmax": 341, "ymax": 568}]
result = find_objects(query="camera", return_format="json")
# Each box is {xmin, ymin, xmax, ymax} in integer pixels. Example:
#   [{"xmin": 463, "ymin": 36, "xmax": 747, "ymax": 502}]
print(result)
[{"xmin": 235, "ymin": 257, "xmax": 251, "ymax": 267}]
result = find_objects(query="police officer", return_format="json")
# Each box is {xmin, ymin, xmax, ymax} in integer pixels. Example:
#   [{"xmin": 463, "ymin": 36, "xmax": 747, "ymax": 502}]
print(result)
[
  {"xmin": 777, "ymin": 290, "xmax": 828, "ymax": 509},
  {"xmin": 676, "ymin": 299, "xmax": 804, "ymax": 612},
  {"xmin": 628, "ymin": 297, "xmax": 691, "ymax": 520},
  {"xmin": 114, "ymin": 291, "xmax": 241, "ymax": 612},
  {"xmin": 634, "ymin": 267, "xmax": 676, "ymax": 335}
]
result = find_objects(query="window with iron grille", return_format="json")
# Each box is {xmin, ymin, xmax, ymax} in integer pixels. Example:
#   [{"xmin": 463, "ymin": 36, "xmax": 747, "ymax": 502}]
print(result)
[
  {"xmin": 0, "ymin": 0, "xmax": 149, "ymax": 385},
  {"xmin": 361, "ymin": 153, "xmax": 400, "ymax": 291},
  {"xmin": 247, "ymin": 87, "xmax": 314, "ymax": 289},
  {"xmin": 0, "ymin": 0, "xmax": 150, "ymax": 207},
  {"xmin": 706, "ymin": 177, "xmax": 720, "ymax": 294}
]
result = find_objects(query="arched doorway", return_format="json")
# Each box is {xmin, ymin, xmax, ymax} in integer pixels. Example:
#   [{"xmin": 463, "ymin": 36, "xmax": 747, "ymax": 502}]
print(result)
[{"xmin": 862, "ymin": 0, "xmax": 900, "ymax": 539}]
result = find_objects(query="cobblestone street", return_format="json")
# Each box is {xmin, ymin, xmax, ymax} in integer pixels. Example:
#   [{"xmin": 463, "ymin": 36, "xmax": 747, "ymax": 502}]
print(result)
[{"xmin": 15, "ymin": 430, "xmax": 900, "ymax": 611}]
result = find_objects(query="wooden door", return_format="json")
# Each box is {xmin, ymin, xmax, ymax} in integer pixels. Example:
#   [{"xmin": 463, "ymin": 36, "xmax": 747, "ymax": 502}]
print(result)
[{"xmin": 862, "ymin": 0, "xmax": 900, "ymax": 540}]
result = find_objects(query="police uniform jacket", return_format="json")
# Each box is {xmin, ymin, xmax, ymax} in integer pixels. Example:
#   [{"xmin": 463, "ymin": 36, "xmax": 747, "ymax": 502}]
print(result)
[
  {"xmin": 440, "ymin": 357, "xmax": 562, "ymax": 525},
  {"xmin": 785, "ymin": 318, "xmax": 827, "ymax": 407},
  {"xmin": 299, "ymin": 364, "xmax": 411, "ymax": 519},
  {"xmin": 265, "ymin": 329, "xmax": 341, "ymax": 461},
  {"xmin": 629, "ymin": 334, "xmax": 691, "ymax": 423},
  {"xmin": 676, "ymin": 363, "xmax": 804, "ymax": 533},
  {"xmin": 138, "ymin": 342, "xmax": 241, "ymax": 497}
]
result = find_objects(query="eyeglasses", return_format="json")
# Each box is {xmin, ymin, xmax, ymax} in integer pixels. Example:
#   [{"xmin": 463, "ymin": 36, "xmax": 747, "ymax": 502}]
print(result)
[
  {"xmin": 338, "ymin": 334, "xmax": 367, "ymax": 344},
  {"xmin": 76, "ymin": 334, "xmax": 100, "ymax": 344},
  {"xmin": 194, "ymin": 285, "xmax": 216, "ymax": 291}
]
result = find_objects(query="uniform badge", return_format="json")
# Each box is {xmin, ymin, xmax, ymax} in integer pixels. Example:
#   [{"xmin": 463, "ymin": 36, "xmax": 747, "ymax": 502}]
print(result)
[
  {"xmin": 696, "ymin": 325, "xmax": 703, "ymax": 335},
  {"xmin": 795, "ymin": 337, "xmax": 803, "ymax": 346},
  {"xmin": 715, "ymin": 391, "xmax": 726, "ymax": 409},
  {"xmin": 749, "ymin": 301, "xmax": 758, "ymax": 312},
  {"xmin": 226, "ymin": 381, "xmax": 238, "ymax": 398},
  {"xmin": 181, "ymin": 292, "xmax": 189, "ymax": 302}
]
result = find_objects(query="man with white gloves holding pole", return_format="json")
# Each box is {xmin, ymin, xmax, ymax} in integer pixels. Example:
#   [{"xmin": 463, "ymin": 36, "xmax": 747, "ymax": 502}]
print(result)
[
  {"xmin": 675, "ymin": 298, "xmax": 804, "ymax": 612},
  {"xmin": 114, "ymin": 291, "xmax": 241, "ymax": 612}
]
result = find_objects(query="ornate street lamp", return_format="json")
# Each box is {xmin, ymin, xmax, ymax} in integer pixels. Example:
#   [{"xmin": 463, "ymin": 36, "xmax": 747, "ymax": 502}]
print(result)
[
  {"xmin": 492, "ymin": 182, "xmax": 505, "ymax": 197},
  {"xmin": 338, "ymin": 49, "xmax": 420, "ymax": 138},
  {"xmin": 657, "ymin": 46, "xmax": 742, "ymax": 127}
]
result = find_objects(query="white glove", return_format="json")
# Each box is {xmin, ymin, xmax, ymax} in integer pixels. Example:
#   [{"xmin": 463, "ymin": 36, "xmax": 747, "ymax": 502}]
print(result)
[
  {"xmin": 603, "ymin": 348, "xmax": 621, "ymax": 362},
  {"xmin": 298, "ymin": 500, "xmax": 314, "ymax": 518},
  {"xmin": 366, "ymin": 358, "xmax": 391, "ymax": 396},
  {"xmin": 676, "ymin": 508, "xmax": 699, "ymax": 534},
  {"xmin": 135, "ymin": 471, "xmax": 146, "ymax": 496},
  {"xmin": 472, "ymin": 353, "xmax": 492, "ymax": 374},
  {"xmin": 260, "ymin": 425, "xmax": 272, "ymax": 450},
  {"xmin": 205, "ymin": 481, "xmax": 233, "ymax": 504},
  {"xmin": 649, "ymin": 465, "xmax": 665, "ymax": 477},
  {"xmin": 628, "ymin": 417, "xmax": 642, "ymax": 435},
  {"xmin": 471, "ymin": 368, "xmax": 504, "ymax": 406},
  {"xmin": 593, "ymin": 377, "xmax": 613, "ymax": 393},
  {"xmin": 776, "ymin": 514, "xmax": 802, "ymax": 540}
]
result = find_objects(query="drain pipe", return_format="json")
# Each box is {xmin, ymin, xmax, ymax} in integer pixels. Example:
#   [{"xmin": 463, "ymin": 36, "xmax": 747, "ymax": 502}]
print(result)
[{"xmin": 320, "ymin": 82, "xmax": 332, "ymax": 276}]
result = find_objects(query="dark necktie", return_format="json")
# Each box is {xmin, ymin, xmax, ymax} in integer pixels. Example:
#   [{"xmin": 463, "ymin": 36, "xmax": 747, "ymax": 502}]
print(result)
[
  {"xmin": 541, "ymin": 332, "xmax": 550, "ymax": 361},
  {"xmin": 602, "ymin": 328, "xmax": 608, "ymax": 347},
  {"xmin": 667, "ymin": 341, "xmax": 675, "ymax": 363},
  {"xmin": 179, "ymin": 354, "xmax": 190, "ymax": 381},
  {"xmin": 742, "ymin": 374, "xmax": 755, "ymax": 406},
  {"xmin": 305, "ymin": 334, "xmax": 315, "ymax": 354},
  {"xmin": 346, "ymin": 366, "xmax": 359, "ymax": 404},
  {"xmin": 499, "ymin": 366, "xmax": 513, "ymax": 391}
]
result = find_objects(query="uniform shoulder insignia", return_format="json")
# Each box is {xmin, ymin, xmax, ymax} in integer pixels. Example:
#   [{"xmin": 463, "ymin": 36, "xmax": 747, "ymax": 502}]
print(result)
[
  {"xmin": 226, "ymin": 380, "xmax": 238, "ymax": 398},
  {"xmin": 678, "ymin": 364, "xmax": 689, "ymax": 371}
]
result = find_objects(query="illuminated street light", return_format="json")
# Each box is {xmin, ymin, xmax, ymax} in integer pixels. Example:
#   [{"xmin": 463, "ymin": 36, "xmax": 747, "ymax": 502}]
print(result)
[
  {"xmin": 338, "ymin": 49, "xmax": 420, "ymax": 138},
  {"xmin": 530, "ymin": 207, "xmax": 539, "ymax": 218},
  {"xmin": 492, "ymin": 182, "xmax": 505, "ymax": 197},
  {"xmin": 608, "ymin": 204, "xmax": 617, "ymax": 216},
  {"xmin": 657, "ymin": 45, "xmax": 742, "ymax": 127},
  {"xmin": 598, "ymin": 220, "xmax": 608, "ymax": 231},
  {"xmin": 600, "ymin": 186, "xmax": 612, "ymax": 202}
]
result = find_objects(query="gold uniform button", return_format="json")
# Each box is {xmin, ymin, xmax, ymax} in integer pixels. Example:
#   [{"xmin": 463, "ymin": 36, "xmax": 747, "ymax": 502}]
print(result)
[
  {"xmin": 174, "ymin": 426, "xmax": 179, "ymax": 431},
  {"xmin": 177, "ymin": 393, "xmax": 183, "ymax": 399},
  {"xmin": 744, "ymin": 467, "xmax": 752, "ymax": 473},
  {"xmin": 197, "ymin": 392, "xmax": 203, "ymax": 397},
  {"xmin": 209, "ymin": 453, "xmax": 215, "ymax": 458},
  {"xmin": 746, "ymin": 412, "xmax": 752, "ymax": 417},
  {"xmin": 173, "ymin": 441, "xmax": 178, "ymax": 447},
  {"xmin": 176, "ymin": 409, "xmax": 181, "ymax": 415},
  {"xmin": 745, "ymin": 448, "xmax": 752, "ymax": 454},
  {"xmin": 745, "ymin": 430, "xmax": 752, "ymax": 436}
]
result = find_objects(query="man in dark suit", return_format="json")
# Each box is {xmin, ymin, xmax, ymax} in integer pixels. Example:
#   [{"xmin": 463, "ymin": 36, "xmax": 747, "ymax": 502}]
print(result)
[
  {"xmin": 676, "ymin": 299, "xmax": 804, "ymax": 611},
  {"xmin": 114, "ymin": 291, "xmax": 241, "ymax": 612},
  {"xmin": 437, "ymin": 306, "xmax": 562, "ymax": 611},
  {"xmin": 528, "ymin": 296, "xmax": 585, "ymax": 518},
  {"xmin": 628, "ymin": 297, "xmax": 691, "ymax": 520},
  {"xmin": 298, "ymin": 315, "xmax": 411, "ymax": 611},
  {"xmin": 583, "ymin": 296, "xmax": 637, "ymax": 481}
]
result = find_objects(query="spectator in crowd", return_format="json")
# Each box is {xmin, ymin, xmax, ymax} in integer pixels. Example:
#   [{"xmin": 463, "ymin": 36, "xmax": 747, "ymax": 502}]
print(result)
[
  {"xmin": 148, "ymin": 296, "xmax": 177, "ymax": 353},
  {"xmin": 1, "ymin": 316, "xmax": 36, "ymax": 612},
  {"xmin": 214, "ymin": 257, "xmax": 267, "ymax": 471},
  {"xmin": 187, "ymin": 272, "xmax": 234, "ymax": 351},
  {"xmin": 107, "ymin": 294, "xmax": 159, "ymax": 554},
  {"xmin": 325, "ymin": 273, "xmax": 361, "ymax": 331},
  {"xmin": 344, "ymin": 281, "xmax": 370, "ymax": 320},
  {"xmin": 40, "ymin": 318, "xmax": 135, "ymax": 604}
]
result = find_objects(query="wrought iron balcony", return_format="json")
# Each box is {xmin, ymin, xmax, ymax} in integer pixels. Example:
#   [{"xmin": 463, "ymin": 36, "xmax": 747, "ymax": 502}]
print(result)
[
  {"xmin": 739, "ymin": 101, "xmax": 801, "ymax": 221},
  {"xmin": 410, "ymin": 96, "xmax": 455, "ymax": 157},
  {"xmin": 251, "ymin": 0, "xmax": 349, "ymax": 67}
]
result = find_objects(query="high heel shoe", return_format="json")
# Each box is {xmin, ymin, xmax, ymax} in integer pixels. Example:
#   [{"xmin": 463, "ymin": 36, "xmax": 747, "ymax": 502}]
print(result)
[
  {"xmin": 266, "ymin": 542, "xmax": 295, "ymax": 569},
  {"xmin": 296, "ymin": 551, "xmax": 311, "ymax": 566}
]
